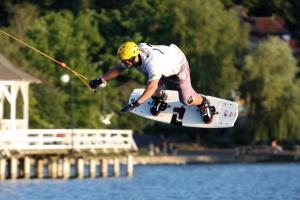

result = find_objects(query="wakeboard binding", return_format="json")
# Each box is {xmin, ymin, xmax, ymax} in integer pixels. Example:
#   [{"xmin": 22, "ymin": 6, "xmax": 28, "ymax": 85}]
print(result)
[
  {"xmin": 199, "ymin": 96, "xmax": 218, "ymax": 124},
  {"xmin": 150, "ymin": 91, "xmax": 168, "ymax": 116}
]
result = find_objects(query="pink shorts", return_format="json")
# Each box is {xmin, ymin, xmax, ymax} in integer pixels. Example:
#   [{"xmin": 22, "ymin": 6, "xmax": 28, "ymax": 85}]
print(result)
[{"xmin": 156, "ymin": 60, "xmax": 198, "ymax": 105}]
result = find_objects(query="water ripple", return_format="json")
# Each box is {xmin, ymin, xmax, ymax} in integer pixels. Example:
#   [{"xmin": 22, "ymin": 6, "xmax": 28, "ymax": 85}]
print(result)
[{"xmin": 0, "ymin": 163, "xmax": 299, "ymax": 200}]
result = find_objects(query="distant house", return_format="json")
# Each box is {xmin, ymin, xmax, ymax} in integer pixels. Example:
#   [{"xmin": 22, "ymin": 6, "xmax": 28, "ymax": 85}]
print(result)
[
  {"xmin": 243, "ymin": 16, "xmax": 290, "ymax": 38},
  {"xmin": 234, "ymin": 5, "xmax": 300, "ymax": 54},
  {"xmin": 0, "ymin": 53, "xmax": 40, "ymax": 131}
]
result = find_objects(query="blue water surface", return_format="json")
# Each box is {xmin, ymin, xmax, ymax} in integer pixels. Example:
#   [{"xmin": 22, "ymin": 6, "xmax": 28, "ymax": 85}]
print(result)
[{"xmin": 0, "ymin": 163, "xmax": 299, "ymax": 200}]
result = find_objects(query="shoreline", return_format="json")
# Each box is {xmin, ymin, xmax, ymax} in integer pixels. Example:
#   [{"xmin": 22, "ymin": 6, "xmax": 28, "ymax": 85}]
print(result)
[{"xmin": 134, "ymin": 152, "xmax": 300, "ymax": 165}]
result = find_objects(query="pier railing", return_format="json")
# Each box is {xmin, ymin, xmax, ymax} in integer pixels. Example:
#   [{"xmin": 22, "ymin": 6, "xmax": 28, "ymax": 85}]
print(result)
[{"xmin": 0, "ymin": 129, "xmax": 137, "ymax": 152}]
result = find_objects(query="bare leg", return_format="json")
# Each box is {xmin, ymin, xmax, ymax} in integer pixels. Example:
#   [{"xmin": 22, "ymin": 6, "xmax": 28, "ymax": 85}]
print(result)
[{"xmin": 188, "ymin": 93, "xmax": 204, "ymax": 106}]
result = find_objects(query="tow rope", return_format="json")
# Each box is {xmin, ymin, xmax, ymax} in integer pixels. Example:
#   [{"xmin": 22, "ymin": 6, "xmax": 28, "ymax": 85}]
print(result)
[{"xmin": 0, "ymin": 29, "xmax": 92, "ymax": 91}]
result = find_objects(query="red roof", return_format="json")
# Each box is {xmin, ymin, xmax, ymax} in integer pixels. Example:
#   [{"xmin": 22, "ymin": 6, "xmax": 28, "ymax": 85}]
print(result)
[
  {"xmin": 234, "ymin": 6, "xmax": 299, "ymax": 54},
  {"xmin": 253, "ymin": 17, "xmax": 285, "ymax": 33},
  {"xmin": 242, "ymin": 16, "xmax": 287, "ymax": 34}
]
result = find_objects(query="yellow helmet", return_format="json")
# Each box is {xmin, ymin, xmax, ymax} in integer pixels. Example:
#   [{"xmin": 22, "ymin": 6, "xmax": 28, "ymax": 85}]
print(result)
[{"xmin": 117, "ymin": 42, "xmax": 139, "ymax": 60}]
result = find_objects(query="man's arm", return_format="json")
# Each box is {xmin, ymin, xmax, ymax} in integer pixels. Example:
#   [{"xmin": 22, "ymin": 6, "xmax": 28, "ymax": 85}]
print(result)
[
  {"xmin": 136, "ymin": 79, "xmax": 159, "ymax": 104},
  {"xmin": 120, "ymin": 79, "xmax": 159, "ymax": 112},
  {"xmin": 89, "ymin": 63, "xmax": 126, "ymax": 89},
  {"xmin": 102, "ymin": 63, "xmax": 126, "ymax": 81}
]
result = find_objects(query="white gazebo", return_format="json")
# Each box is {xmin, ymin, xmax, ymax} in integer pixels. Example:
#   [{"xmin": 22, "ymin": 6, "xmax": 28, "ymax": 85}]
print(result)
[{"xmin": 0, "ymin": 53, "xmax": 40, "ymax": 131}]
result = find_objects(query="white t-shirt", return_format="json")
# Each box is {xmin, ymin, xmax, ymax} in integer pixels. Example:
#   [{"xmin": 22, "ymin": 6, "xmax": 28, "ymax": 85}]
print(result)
[{"xmin": 121, "ymin": 43, "xmax": 187, "ymax": 82}]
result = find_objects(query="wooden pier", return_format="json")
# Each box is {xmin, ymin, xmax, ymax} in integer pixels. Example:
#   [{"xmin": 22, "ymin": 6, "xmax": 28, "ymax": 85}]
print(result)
[{"xmin": 0, "ymin": 155, "xmax": 134, "ymax": 180}]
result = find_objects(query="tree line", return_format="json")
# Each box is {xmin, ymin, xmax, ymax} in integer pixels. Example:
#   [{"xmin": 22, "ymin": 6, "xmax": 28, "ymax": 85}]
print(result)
[{"xmin": 0, "ymin": 0, "xmax": 300, "ymax": 145}]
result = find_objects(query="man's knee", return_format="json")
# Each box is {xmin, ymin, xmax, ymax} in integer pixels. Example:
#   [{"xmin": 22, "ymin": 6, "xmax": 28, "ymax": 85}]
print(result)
[{"xmin": 181, "ymin": 96, "xmax": 194, "ymax": 106}]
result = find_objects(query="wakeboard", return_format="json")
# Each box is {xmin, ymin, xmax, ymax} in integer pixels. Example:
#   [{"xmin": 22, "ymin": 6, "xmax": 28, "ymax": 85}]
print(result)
[{"xmin": 128, "ymin": 89, "xmax": 238, "ymax": 128}]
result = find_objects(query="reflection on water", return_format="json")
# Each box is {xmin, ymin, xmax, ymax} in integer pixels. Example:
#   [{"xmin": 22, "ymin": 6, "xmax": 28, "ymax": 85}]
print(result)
[{"xmin": 0, "ymin": 163, "xmax": 299, "ymax": 200}]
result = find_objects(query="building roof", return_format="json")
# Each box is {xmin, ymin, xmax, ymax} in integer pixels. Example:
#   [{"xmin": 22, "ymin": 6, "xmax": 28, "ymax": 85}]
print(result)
[
  {"xmin": 233, "ymin": 5, "xmax": 299, "ymax": 54},
  {"xmin": 243, "ymin": 16, "xmax": 289, "ymax": 34},
  {"xmin": 233, "ymin": 6, "xmax": 289, "ymax": 35},
  {"xmin": 0, "ymin": 53, "xmax": 40, "ymax": 83}
]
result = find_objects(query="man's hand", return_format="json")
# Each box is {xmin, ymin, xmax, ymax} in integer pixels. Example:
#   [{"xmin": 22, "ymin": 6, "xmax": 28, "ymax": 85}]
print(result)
[
  {"xmin": 120, "ymin": 101, "xmax": 140, "ymax": 112},
  {"xmin": 89, "ymin": 77, "xmax": 106, "ymax": 89}
]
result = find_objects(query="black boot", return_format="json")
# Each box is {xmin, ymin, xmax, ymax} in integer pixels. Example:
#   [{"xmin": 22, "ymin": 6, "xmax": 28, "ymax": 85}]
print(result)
[
  {"xmin": 198, "ymin": 96, "xmax": 213, "ymax": 124},
  {"xmin": 150, "ymin": 91, "xmax": 168, "ymax": 116}
]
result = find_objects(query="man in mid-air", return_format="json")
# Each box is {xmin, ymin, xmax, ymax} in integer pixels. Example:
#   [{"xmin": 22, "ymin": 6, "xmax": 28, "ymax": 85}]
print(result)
[{"xmin": 89, "ymin": 42, "xmax": 213, "ymax": 123}]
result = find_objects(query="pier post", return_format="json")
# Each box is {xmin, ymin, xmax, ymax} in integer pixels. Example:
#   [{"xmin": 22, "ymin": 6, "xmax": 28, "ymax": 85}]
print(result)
[
  {"xmin": 50, "ymin": 158, "xmax": 58, "ymax": 179},
  {"xmin": 37, "ymin": 159, "xmax": 44, "ymax": 179},
  {"xmin": 24, "ymin": 157, "xmax": 31, "ymax": 179},
  {"xmin": 10, "ymin": 157, "xmax": 18, "ymax": 179},
  {"xmin": 57, "ymin": 158, "xmax": 63, "ymax": 178},
  {"xmin": 90, "ymin": 158, "xmax": 96, "ymax": 178},
  {"xmin": 113, "ymin": 158, "xmax": 120, "ymax": 177},
  {"xmin": 77, "ymin": 158, "xmax": 84, "ymax": 179},
  {"xmin": 48, "ymin": 159, "xmax": 52, "ymax": 177},
  {"xmin": 101, "ymin": 159, "xmax": 108, "ymax": 177},
  {"xmin": 127, "ymin": 155, "xmax": 133, "ymax": 177},
  {"xmin": 0, "ymin": 158, "xmax": 6, "ymax": 180},
  {"xmin": 63, "ymin": 157, "xmax": 70, "ymax": 179}
]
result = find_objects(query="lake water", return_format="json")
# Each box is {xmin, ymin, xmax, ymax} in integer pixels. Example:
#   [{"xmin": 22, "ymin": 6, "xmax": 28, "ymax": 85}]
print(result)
[{"xmin": 0, "ymin": 163, "xmax": 299, "ymax": 200}]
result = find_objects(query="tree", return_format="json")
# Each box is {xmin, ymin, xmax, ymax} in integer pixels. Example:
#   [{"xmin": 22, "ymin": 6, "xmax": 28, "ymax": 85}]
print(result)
[
  {"xmin": 158, "ymin": 0, "xmax": 248, "ymax": 98},
  {"xmin": 242, "ymin": 37, "xmax": 300, "ymax": 142},
  {"xmin": 24, "ymin": 10, "xmax": 104, "ymax": 128}
]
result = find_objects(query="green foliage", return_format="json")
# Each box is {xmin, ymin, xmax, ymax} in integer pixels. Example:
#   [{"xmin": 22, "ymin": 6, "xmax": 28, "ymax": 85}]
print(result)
[
  {"xmin": 23, "ymin": 9, "xmax": 104, "ymax": 128},
  {"xmin": 276, "ymin": 81, "xmax": 300, "ymax": 141},
  {"xmin": 242, "ymin": 37, "xmax": 300, "ymax": 141}
]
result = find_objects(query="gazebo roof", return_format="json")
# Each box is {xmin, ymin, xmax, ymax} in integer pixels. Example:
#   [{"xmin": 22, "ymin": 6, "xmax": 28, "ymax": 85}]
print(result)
[{"xmin": 0, "ymin": 53, "xmax": 40, "ymax": 83}]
